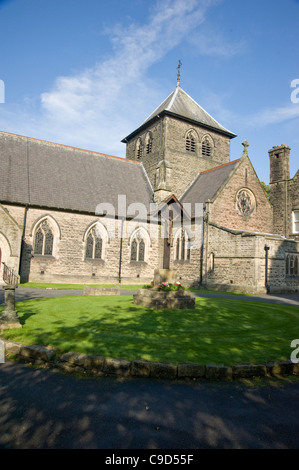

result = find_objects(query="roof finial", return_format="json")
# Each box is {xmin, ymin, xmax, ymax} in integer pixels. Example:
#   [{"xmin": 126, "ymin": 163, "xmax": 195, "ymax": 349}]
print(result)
[
  {"xmin": 177, "ymin": 60, "xmax": 182, "ymax": 86},
  {"xmin": 242, "ymin": 140, "xmax": 250, "ymax": 156}
]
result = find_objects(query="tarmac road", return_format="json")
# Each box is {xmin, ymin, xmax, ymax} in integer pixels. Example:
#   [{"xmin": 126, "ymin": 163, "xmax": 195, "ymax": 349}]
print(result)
[
  {"xmin": 1, "ymin": 286, "xmax": 299, "ymax": 306},
  {"xmin": 0, "ymin": 286, "xmax": 298, "ymax": 450},
  {"xmin": 0, "ymin": 360, "xmax": 298, "ymax": 450}
]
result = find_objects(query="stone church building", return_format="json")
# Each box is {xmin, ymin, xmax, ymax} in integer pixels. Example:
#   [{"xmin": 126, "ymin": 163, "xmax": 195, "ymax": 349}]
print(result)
[{"xmin": 0, "ymin": 80, "xmax": 298, "ymax": 294}]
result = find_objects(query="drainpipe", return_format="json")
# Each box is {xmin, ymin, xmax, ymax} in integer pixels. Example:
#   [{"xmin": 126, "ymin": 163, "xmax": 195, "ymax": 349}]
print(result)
[
  {"xmin": 264, "ymin": 245, "xmax": 270, "ymax": 294},
  {"xmin": 118, "ymin": 217, "xmax": 125, "ymax": 284}
]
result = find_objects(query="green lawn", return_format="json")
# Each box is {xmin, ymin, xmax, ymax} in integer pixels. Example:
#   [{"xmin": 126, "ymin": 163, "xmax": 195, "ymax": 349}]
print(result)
[
  {"xmin": 20, "ymin": 282, "xmax": 250, "ymax": 295},
  {"xmin": 1, "ymin": 295, "xmax": 298, "ymax": 366},
  {"xmin": 19, "ymin": 282, "xmax": 144, "ymax": 290}
]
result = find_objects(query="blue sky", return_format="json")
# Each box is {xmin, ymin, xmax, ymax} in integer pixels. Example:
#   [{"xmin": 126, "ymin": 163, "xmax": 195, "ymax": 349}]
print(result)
[{"xmin": 0, "ymin": 0, "xmax": 298, "ymax": 183}]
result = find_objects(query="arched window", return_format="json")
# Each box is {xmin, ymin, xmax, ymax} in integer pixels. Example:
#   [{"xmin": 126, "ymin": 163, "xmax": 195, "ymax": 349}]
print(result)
[
  {"xmin": 139, "ymin": 240, "xmax": 145, "ymax": 261},
  {"xmin": 130, "ymin": 228, "xmax": 150, "ymax": 263},
  {"xmin": 136, "ymin": 138, "xmax": 142, "ymax": 160},
  {"xmin": 174, "ymin": 229, "xmax": 191, "ymax": 262},
  {"xmin": 130, "ymin": 237, "xmax": 145, "ymax": 262},
  {"xmin": 85, "ymin": 226, "xmax": 103, "ymax": 260},
  {"xmin": 295, "ymin": 256, "xmax": 299, "ymax": 276},
  {"xmin": 293, "ymin": 211, "xmax": 299, "ymax": 234},
  {"xmin": 186, "ymin": 132, "xmax": 196, "ymax": 153},
  {"xmin": 145, "ymin": 133, "xmax": 152, "ymax": 154},
  {"xmin": 286, "ymin": 254, "xmax": 290, "ymax": 275},
  {"xmin": 202, "ymin": 138, "xmax": 212, "ymax": 158},
  {"xmin": 34, "ymin": 220, "xmax": 54, "ymax": 256},
  {"xmin": 286, "ymin": 254, "xmax": 299, "ymax": 276},
  {"xmin": 131, "ymin": 239, "xmax": 138, "ymax": 262}
]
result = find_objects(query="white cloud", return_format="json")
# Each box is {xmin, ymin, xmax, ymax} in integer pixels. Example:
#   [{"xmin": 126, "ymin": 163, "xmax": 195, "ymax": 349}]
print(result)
[
  {"xmin": 38, "ymin": 0, "xmax": 223, "ymax": 154},
  {"xmin": 0, "ymin": 0, "xmax": 225, "ymax": 156},
  {"xmin": 243, "ymin": 103, "xmax": 299, "ymax": 128}
]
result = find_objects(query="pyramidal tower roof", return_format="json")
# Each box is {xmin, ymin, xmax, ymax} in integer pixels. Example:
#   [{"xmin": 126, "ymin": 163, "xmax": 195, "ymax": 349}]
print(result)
[{"xmin": 122, "ymin": 83, "xmax": 236, "ymax": 142}]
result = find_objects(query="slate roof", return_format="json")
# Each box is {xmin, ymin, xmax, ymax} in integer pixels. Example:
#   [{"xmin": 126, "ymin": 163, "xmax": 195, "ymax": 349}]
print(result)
[
  {"xmin": 0, "ymin": 131, "xmax": 154, "ymax": 214},
  {"xmin": 180, "ymin": 159, "xmax": 240, "ymax": 215},
  {"xmin": 122, "ymin": 85, "xmax": 236, "ymax": 142}
]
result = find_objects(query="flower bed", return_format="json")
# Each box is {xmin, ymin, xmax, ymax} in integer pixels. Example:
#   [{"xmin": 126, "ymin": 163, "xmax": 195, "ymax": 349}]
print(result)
[{"xmin": 143, "ymin": 281, "xmax": 185, "ymax": 292}]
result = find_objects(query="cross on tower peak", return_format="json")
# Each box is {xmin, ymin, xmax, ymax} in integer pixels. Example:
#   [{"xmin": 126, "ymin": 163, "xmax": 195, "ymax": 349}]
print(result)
[{"xmin": 177, "ymin": 60, "xmax": 182, "ymax": 86}]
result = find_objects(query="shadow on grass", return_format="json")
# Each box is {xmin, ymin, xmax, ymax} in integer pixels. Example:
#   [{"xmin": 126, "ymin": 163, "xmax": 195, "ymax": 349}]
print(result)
[{"xmin": 2, "ymin": 295, "xmax": 298, "ymax": 366}]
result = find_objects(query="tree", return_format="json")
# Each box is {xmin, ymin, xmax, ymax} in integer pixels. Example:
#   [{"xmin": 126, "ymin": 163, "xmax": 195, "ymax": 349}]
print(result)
[{"xmin": 260, "ymin": 181, "xmax": 270, "ymax": 200}]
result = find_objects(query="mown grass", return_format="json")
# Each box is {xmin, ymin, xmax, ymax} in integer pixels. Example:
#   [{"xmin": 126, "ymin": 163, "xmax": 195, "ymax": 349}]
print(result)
[
  {"xmin": 20, "ymin": 282, "xmax": 250, "ymax": 295},
  {"xmin": 19, "ymin": 282, "xmax": 143, "ymax": 290},
  {"xmin": 1, "ymin": 295, "xmax": 298, "ymax": 366}
]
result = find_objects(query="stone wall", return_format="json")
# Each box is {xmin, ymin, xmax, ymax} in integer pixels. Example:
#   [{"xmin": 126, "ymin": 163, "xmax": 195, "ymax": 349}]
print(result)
[
  {"xmin": 209, "ymin": 155, "xmax": 273, "ymax": 234},
  {"xmin": 163, "ymin": 116, "xmax": 231, "ymax": 198},
  {"xmin": 2, "ymin": 338, "xmax": 298, "ymax": 381},
  {"xmin": 269, "ymin": 145, "xmax": 299, "ymax": 240},
  {"xmin": 3, "ymin": 204, "xmax": 159, "ymax": 285},
  {"xmin": 204, "ymin": 223, "xmax": 299, "ymax": 293},
  {"xmin": 125, "ymin": 120, "xmax": 163, "ymax": 191},
  {"xmin": 125, "ymin": 115, "xmax": 232, "ymax": 198},
  {"xmin": 0, "ymin": 204, "xmax": 23, "ymax": 282},
  {"xmin": 289, "ymin": 171, "xmax": 299, "ymax": 241}
]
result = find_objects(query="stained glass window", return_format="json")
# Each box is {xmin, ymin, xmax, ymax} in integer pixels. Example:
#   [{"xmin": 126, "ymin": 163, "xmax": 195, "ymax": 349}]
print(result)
[
  {"xmin": 34, "ymin": 220, "xmax": 54, "ymax": 256},
  {"xmin": 44, "ymin": 231, "xmax": 54, "ymax": 256},
  {"xmin": 139, "ymin": 240, "xmax": 145, "ymax": 262},
  {"xmin": 175, "ymin": 229, "xmax": 190, "ymax": 262},
  {"xmin": 85, "ymin": 228, "xmax": 103, "ymax": 260},
  {"xmin": 86, "ymin": 234, "xmax": 93, "ymax": 259},
  {"xmin": 34, "ymin": 229, "xmax": 43, "ymax": 255},
  {"xmin": 94, "ymin": 236, "xmax": 102, "ymax": 259},
  {"xmin": 131, "ymin": 240, "xmax": 137, "ymax": 261}
]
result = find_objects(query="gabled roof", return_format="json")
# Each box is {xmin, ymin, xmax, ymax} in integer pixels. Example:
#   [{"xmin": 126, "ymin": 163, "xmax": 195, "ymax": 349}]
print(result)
[
  {"xmin": 122, "ymin": 85, "xmax": 236, "ymax": 142},
  {"xmin": 180, "ymin": 159, "xmax": 240, "ymax": 213},
  {"xmin": 0, "ymin": 131, "xmax": 154, "ymax": 214}
]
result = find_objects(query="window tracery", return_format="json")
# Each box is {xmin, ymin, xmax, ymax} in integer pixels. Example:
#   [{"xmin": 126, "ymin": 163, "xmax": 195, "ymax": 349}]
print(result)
[
  {"xmin": 85, "ymin": 226, "xmax": 103, "ymax": 260},
  {"xmin": 34, "ymin": 220, "xmax": 54, "ymax": 256}
]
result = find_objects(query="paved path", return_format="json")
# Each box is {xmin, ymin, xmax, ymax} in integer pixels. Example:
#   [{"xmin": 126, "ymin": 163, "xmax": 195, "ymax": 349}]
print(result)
[
  {"xmin": 1, "ymin": 286, "xmax": 299, "ymax": 307},
  {"xmin": 0, "ymin": 360, "xmax": 298, "ymax": 449}
]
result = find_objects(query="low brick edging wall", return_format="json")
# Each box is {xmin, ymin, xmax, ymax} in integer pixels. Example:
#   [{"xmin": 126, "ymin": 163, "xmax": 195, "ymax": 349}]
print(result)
[{"xmin": 1, "ymin": 338, "xmax": 298, "ymax": 381}]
